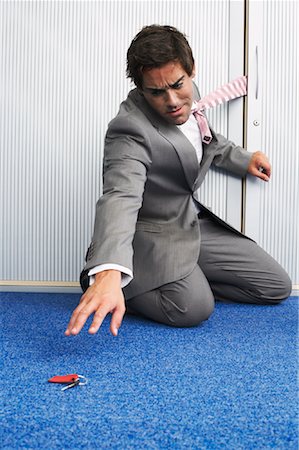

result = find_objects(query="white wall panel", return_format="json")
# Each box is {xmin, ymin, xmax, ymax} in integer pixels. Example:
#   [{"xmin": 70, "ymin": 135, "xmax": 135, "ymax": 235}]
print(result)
[
  {"xmin": 0, "ymin": 0, "xmax": 243, "ymax": 284},
  {"xmin": 245, "ymin": 0, "xmax": 298, "ymax": 283}
]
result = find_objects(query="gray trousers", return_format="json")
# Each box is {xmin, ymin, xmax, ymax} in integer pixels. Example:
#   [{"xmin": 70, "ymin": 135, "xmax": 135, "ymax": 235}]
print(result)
[{"xmin": 126, "ymin": 215, "xmax": 292, "ymax": 327}]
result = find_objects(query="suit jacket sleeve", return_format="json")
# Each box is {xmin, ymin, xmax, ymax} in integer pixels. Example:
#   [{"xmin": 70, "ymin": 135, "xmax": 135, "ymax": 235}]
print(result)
[
  {"xmin": 83, "ymin": 114, "xmax": 152, "ymax": 274},
  {"xmin": 210, "ymin": 127, "xmax": 252, "ymax": 176}
]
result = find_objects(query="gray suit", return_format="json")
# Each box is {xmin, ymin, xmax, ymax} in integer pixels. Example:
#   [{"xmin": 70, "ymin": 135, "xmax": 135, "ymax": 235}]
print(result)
[{"xmin": 80, "ymin": 83, "xmax": 291, "ymax": 326}]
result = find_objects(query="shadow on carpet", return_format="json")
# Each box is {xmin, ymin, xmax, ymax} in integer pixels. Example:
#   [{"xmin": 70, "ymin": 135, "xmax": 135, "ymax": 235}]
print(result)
[{"xmin": 0, "ymin": 293, "xmax": 298, "ymax": 449}]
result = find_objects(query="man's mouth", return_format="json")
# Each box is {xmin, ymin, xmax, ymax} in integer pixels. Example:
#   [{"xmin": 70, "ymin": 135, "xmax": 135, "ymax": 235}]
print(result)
[{"xmin": 167, "ymin": 107, "xmax": 183, "ymax": 117}]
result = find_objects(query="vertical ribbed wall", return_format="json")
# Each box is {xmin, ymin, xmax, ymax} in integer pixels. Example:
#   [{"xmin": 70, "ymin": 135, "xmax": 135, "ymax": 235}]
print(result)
[
  {"xmin": 261, "ymin": 0, "xmax": 298, "ymax": 282},
  {"xmin": 245, "ymin": 1, "xmax": 298, "ymax": 283},
  {"xmin": 0, "ymin": 0, "xmax": 237, "ymax": 283}
]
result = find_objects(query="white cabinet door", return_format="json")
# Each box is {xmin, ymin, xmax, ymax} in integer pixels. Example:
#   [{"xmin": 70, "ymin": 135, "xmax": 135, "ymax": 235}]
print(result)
[
  {"xmin": 197, "ymin": 0, "xmax": 246, "ymax": 231},
  {"xmin": 244, "ymin": 0, "xmax": 298, "ymax": 285}
]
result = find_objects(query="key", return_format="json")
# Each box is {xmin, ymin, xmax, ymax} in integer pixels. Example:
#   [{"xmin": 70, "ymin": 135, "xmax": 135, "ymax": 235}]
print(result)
[{"xmin": 61, "ymin": 379, "xmax": 80, "ymax": 391}]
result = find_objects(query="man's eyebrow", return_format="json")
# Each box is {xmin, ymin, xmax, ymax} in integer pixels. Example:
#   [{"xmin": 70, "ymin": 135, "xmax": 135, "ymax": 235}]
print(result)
[
  {"xmin": 144, "ymin": 75, "xmax": 185, "ymax": 92},
  {"xmin": 169, "ymin": 75, "xmax": 185, "ymax": 88}
]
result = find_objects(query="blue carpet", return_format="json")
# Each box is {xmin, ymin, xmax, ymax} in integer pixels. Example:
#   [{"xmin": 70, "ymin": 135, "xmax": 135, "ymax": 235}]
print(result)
[{"xmin": 0, "ymin": 292, "xmax": 298, "ymax": 449}]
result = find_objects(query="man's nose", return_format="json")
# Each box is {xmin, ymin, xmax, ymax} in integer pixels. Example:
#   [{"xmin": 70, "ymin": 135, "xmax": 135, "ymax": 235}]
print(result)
[{"xmin": 165, "ymin": 90, "xmax": 179, "ymax": 109}]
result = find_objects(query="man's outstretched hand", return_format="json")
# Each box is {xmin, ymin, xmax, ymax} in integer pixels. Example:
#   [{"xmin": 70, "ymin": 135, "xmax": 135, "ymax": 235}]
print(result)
[
  {"xmin": 247, "ymin": 151, "xmax": 271, "ymax": 182},
  {"xmin": 65, "ymin": 270, "xmax": 125, "ymax": 337}
]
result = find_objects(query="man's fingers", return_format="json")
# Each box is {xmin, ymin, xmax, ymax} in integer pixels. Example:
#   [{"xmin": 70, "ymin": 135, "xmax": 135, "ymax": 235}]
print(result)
[
  {"xmin": 255, "ymin": 167, "xmax": 270, "ymax": 182},
  {"xmin": 65, "ymin": 271, "xmax": 124, "ymax": 336},
  {"xmin": 65, "ymin": 307, "xmax": 82, "ymax": 335},
  {"xmin": 65, "ymin": 295, "xmax": 96, "ymax": 335},
  {"xmin": 65, "ymin": 297, "xmax": 87, "ymax": 334},
  {"xmin": 65, "ymin": 296, "xmax": 123, "ymax": 336},
  {"xmin": 88, "ymin": 305, "xmax": 111, "ymax": 334},
  {"xmin": 248, "ymin": 151, "xmax": 271, "ymax": 182},
  {"xmin": 110, "ymin": 305, "xmax": 126, "ymax": 337},
  {"xmin": 259, "ymin": 163, "xmax": 271, "ymax": 178},
  {"xmin": 69, "ymin": 308, "xmax": 92, "ymax": 335},
  {"xmin": 66, "ymin": 310, "xmax": 89, "ymax": 336},
  {"xmin": 249, "ymin": 163, "xmax": 270, "ymax": 182}
]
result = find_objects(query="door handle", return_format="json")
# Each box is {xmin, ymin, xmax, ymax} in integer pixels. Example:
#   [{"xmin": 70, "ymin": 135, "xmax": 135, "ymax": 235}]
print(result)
[{"xmin": 255, "ymin": 45, "xmax": 259, "ymax": 100}]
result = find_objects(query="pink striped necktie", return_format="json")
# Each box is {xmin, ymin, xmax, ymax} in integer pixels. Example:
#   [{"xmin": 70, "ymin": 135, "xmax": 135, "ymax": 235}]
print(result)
[{"xmin": 192, "ymin": 75, "xmax": 247, "ymax": 144}]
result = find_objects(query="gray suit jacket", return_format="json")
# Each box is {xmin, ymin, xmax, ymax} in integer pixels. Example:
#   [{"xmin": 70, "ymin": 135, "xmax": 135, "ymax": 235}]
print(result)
[{"xmin": 80, "ymin": 83, "xmax": 252, "ymax": 298}]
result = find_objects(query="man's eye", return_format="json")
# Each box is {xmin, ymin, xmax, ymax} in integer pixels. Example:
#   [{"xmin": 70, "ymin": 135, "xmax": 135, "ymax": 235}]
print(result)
[
  {"xmin": 151, "ymin": 90, "xmax": 163, "ymax": 97},
  {"xmin": 173, "ymin": 83, "xmax": 183, "ymax": 90}
]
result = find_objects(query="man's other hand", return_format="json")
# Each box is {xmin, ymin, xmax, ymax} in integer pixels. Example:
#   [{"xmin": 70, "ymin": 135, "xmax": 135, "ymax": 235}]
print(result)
[
  {"xmin": 247, "ymin": 151, "xmax": 271, "ymax": 182},
  {"xmin": 65, "ymin": 270, "xmax": 125, "ymax": 337}
]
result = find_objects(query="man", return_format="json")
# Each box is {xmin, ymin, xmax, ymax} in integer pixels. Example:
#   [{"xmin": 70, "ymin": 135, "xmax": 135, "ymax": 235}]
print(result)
[{"xmin": 65, "ymin": 25, "xmax": 291, "ymax": 337}]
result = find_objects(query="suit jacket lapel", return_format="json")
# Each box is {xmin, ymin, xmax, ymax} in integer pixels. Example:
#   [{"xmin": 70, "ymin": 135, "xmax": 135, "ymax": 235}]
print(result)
[
  {"xmin": 193, "ymin": 143, "xmax": 214, "ymax": 190},
  {"xmin": 193, "ymin": 125, "xmax": 223, "ymax": 191}
]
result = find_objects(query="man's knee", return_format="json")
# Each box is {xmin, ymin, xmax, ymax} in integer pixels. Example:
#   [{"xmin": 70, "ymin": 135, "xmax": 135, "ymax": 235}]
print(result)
[
  {"xmin": 127, "ymin": 267, "xmax": 215, "ymax": 327},
  {"xmin": 157, "ymin": 287, "xmax": 215, "ymax": 327},
  {"xmin": 261, "ymin": 271, "xmax": 292, "ymax": 304}
]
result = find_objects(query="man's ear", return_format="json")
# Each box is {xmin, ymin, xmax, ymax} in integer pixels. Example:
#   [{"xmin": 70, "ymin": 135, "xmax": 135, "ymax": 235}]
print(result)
[{"xmin": 191, "ymin": 65, "xmax": 196, "ymax": 79}]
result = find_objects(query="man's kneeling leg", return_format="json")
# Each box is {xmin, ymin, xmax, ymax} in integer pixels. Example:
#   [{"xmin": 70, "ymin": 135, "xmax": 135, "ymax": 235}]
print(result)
[{"xmin": 126, "ymin": 265, "xmax": 215, "ymax": 327}]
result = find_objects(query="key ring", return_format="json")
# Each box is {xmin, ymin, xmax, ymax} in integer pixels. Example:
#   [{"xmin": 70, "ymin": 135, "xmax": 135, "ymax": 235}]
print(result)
[{"xmin": 77, "ymin": 374, "xmax": 88, "ymax": 385}]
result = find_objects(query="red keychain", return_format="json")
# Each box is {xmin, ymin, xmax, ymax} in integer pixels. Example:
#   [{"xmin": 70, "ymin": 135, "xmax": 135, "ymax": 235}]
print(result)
[
  {"xmin": 48, "ymin": 374, "xmax": 79, "ymax": 384},
  {"xmin": 48, "ymin": 374, "xmax": 87, "ymax": 391}
]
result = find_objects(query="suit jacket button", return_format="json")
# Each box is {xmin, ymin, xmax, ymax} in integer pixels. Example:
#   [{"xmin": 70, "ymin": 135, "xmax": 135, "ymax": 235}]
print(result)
[{"xmin": 191, "ymin": 220, "xmax": 197, "ymax": 227}]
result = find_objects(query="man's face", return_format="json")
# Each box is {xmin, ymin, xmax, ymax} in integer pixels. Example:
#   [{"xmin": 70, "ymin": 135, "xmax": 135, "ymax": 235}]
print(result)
[{"xmin": 141, "ymin": 61, "xmax": 195, "ymax": 125}]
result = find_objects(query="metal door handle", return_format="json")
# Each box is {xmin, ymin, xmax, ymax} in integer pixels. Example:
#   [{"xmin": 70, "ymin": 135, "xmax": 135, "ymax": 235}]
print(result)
[{"xmin": 255, "ymin": 46, "xmax": 259, "ymax": 100}]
